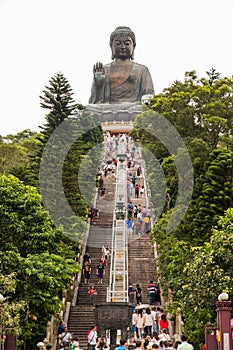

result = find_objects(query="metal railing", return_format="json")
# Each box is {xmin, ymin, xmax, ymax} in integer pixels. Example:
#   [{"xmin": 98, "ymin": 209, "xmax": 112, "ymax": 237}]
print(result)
[{"xmin": 107, "ymin": 139, "xmax": 129, "ymax": 303}]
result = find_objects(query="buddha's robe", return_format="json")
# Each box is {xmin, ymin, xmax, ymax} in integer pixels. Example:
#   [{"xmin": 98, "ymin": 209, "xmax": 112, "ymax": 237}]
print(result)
[{"xmin": 89, "ymin": 61, "xmax": 154, "ymax": 104}]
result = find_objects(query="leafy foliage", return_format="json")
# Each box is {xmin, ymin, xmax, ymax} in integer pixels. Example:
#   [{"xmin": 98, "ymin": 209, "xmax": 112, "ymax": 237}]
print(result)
[
  {"xmin": 0, "ymin": 129, "xmax": 39, "ymax": 185},
  {"xmin": 176, "ymin": 209, "xmax": 233, "ymax": 345},
  {"xmin": 131, "ymin": 70, "xmax": 233, "ymax": 346},
  {"xmin": 0, "ymin": 175, "xmax": 80, "ymax": 348}
]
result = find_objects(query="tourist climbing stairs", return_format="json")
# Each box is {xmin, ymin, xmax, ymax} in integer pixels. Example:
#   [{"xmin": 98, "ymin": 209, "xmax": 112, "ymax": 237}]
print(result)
[{"xmin": 67, "ymin": 173, "xmax": 116, "ymax": 348}]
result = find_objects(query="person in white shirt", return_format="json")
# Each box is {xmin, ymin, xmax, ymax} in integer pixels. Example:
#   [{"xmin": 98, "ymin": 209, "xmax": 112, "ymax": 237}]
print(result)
[
  {"xmin": 158, "ymin": 329, "xmax": 170, "ymax": 342},
  {"xmin": 73, "ymin": 340, "xmax": 82, "ymax": 349},
  {"xmin": 88, "ymin": 325, "xmax": 98, "ymax": 350},
  {"xmin": 59, "ymin": 327, "xmax": 72, "ymax": 348},
  {"xmin": 151, "ymin": 307, "xmax": 157, "ymax": 334},
  {"xmin": 132, "ymin": 309, "xmax": 138, "ymax": 341},
  {"xmin": 177, "ymin": 335, "xmax": 194, "ymax": 350}
]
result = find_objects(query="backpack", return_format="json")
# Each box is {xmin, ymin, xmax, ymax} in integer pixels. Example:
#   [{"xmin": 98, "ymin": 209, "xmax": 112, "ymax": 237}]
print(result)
[
  {"xmin": 128, "ymin": 286, "xmax": 134, "ymax": 293},
  {"xmin": 86, "ymin": 329, "xmax": 92, "ymax": 339}
]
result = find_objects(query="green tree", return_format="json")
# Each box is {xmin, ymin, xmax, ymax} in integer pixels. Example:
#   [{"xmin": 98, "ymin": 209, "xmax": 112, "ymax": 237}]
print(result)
[
  {"xmin": 176, "ymin": 209, "xmax": 233, "ymax": 347},
  {"xmin": 0, "ymin": 175, "xmax": 64, "ymax": 257},
  {"xmin": 32, "ymin": 72, "xmax": 103, "ymax": 230},
  {"xmin": 39, "ymin": 72, "xmax": 81, "ymax": 138},
  {"xmin": 0, "ymin": 130, "xmax": 40, "ymax": 185},
  {"xmin": 132, "ymin": 71, "xmax": 233, "ymax": 241},
  {"xmin": 0, "ymin": 175, "xmax": 80, "ymax": 348},
  {"xmin": 187, "ymin": 148, "xmax": 233, "ymax": 242},
  {"xmin": 31, "ymin": 72, "xmax": 81, "ymax": 182},
  {"xmin": 0, "ymin": 273, "xmax": 25, "ymax": 336},
  {"xmin": 149, "ymin": 70, "xmax": 233, "ymax": 148},
  {"xmin": 132, "ymin": 70, "xmax": 233, "ymax": 346}
]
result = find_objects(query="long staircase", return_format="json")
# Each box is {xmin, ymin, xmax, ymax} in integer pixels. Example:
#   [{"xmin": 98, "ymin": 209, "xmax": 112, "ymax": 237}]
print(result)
[
  {"xmin": 67, "ymin": 135, "xmax": 159, "ymax": 348},
  {"xmin": 68, "ymin": 173, "xmax": 116, "ymax": 347}
]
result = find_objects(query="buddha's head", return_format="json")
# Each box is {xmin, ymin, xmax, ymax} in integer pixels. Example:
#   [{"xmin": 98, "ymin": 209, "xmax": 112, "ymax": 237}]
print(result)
[{"xmin": 110, "ymin": 26, "xmax": 136, "ymax": 60}]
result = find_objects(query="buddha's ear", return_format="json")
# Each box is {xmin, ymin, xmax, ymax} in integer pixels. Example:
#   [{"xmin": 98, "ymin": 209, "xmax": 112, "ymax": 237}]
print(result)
[
  {"xmin": 110, "ymin": 43, "xmax": 115, "ymax": 60},
  {"xmin": 130, "ymin": 48, "xmax": 135, "ymax": 60}
]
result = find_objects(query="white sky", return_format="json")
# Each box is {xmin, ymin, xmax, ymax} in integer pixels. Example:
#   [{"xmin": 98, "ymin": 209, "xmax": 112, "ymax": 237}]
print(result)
[{"xmin": 1, "ymin": 0, "xmax": 233, "ymax": 136}]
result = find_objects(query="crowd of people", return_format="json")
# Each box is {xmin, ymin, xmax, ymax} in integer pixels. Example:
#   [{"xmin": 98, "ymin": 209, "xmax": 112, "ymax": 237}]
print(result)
[
  {"xmin": 85, "ymin": 327, "xmax": 194, "ymax": 350},
  {"xmin": 82, "ymin": 246, "xmax": 111, "ymax": 285},
  {"xmin": 114, "ymin": 335, "xmax": 194, "ymax": 350},
  {"xmin": 88, "ymin": 206, "xmax": 99, "ymax": 224},
  {"xmin": 128, "ymin": 280, "xmax": 161, "ymax": 307},
  {"xmin": 129, "ymin": 308, "xmax": 194, "ymax": 350},
  {"xmin": 81, "ymin": 244, "xmax": 112, "ymax": 309},
  {"xmin": 88, "ymin": 131, "xmax": 151, "ymax": 237},
  {"xmin": 123, "ymin": 136, "xmax": 151, "ymax": 238},
  {"xmin": 131, "ymin": 306, "xmax": 169, "ymax": 340},
  {"xmin": 36, "ymin": 320, "xmax": 82, "ymax": 349},
  {"xmin": 51, "ymin": 318, "xmax": 193, "ymax": 350},
  {"xmin": 127, "ymin": 202, "xmax": 151, "ymax": 237}
]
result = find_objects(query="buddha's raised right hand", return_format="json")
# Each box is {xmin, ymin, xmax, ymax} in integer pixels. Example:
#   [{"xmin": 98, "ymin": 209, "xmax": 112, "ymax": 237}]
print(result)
[
  {"xmin": 93, "ymin": 62, "xmax": 106, "ymax": 87},
  {"xmin": 93, "ymin": 62, "xmax": 105, "ymax": 73}
]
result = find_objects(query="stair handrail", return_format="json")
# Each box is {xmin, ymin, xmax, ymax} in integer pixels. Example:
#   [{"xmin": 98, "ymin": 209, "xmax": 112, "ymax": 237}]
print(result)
[
  {"xmin": 107, "ymin": 199, "xmax": 117, "ymax": 302},
  {"xmin": 107, "ymin": 139, "xmax": 129, "ymax": 303},
  {"xmin": 107, "ymin": 154, "xmax": 119, "ymax": 302},
  {"xmin": 125, "ymin": 215, "xmax": 129, "ymax": 302}
]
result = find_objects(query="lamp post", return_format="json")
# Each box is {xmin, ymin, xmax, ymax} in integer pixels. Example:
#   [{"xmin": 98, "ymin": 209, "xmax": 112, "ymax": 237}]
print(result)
[
  {"xmin": 216, "ymin": 292, "xmax": 232, "ymax": 350},
  {"xmin": 117, "ymin": 153, "xmax": 127, "ymax": 169},
  {"xmin": 0, "ymin": 294, "xmax": 5, "ymax": 350}
]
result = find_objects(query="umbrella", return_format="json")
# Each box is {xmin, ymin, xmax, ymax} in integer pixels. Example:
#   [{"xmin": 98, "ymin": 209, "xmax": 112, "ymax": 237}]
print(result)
[{"xmin": 135, "ymin": 304, "xmax": 150, "ymax": 310}]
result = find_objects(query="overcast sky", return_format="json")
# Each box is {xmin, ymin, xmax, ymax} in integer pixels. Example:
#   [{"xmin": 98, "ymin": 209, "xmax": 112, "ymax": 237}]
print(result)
[{"xmin": 1, "ymin": 0, "xmax": 233, "ymax": 136}]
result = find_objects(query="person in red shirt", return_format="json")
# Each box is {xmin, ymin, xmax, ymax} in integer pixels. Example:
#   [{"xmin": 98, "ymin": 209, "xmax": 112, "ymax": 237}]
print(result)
[
  {"xmin": 89, "ymin": 285, "xmax": 98, "ymax": 306},
  {"xmin": 159, "ymin": 313, "xmax": 169, "ymax": 333}
]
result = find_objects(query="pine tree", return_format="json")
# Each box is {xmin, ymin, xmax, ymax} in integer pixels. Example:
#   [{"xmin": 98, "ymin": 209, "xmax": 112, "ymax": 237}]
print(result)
[
  {"xmin": 31, "ymin": 72, "xmax": 103, "ymax": 242},
  {"xmin": 39, "ymin": 71, "xmax": 81, "ymax": 138},
  {"xmin": 31, "ymin": 72, "xmax": 82, "ymax": 184}
]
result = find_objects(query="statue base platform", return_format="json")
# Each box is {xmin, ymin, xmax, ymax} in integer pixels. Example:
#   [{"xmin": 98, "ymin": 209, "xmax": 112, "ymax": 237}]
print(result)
[
  {"xmin": 86, "ymin": 103, "xmax": 142, "ymax": 133},
  {"xmin": 86, "ymin": 102, "xmax": 142, "ymax": 121},
  {"xmin": 101, "ymin": 120, "xmax": 134, "ymax": 134}
]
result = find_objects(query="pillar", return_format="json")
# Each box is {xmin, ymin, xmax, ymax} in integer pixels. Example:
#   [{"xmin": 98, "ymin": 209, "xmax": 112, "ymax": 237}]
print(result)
[
  {"xmin": 5, "ymin": 334, "xmax": 17, "ymax": 350},
  {"xmin": 121, "ymin": 328, "xmax": 127, "ymax": 341},
  {"xmin": 110, "ymin": 330, "xmax": 117, "ymax": 350},
  {"xmin": 216, "ymin": 294, "xmax": 232, "ymax": 350},
  {"xmin": 205, "ymin": 325, "xmax": 217, "ymax": 350}
]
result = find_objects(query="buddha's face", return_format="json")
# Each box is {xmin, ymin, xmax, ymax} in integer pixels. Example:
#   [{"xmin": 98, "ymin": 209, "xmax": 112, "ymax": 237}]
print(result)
[{"xmin": 111, "ymin": 35, "xmax": 134, "ymax": 60}]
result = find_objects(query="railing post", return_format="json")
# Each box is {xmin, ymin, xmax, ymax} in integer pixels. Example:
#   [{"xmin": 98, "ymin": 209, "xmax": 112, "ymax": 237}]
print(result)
[
  {"xmin": 205, "ymin": 325, "xmax": 218, "ymax": 350},
  {"xmin": 4, "ymin": 334, "xmax": 17, "ymax": 350},
  {"xmin": 216, "ymin": 293, "xmax": 232, "ymax": 350}
]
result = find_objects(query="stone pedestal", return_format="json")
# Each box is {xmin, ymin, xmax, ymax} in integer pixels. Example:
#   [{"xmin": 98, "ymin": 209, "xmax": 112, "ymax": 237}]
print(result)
[
  {"xmin": 86, "ymin": 103, "xmax": 142, "ymax": 134},
  {"xmin": 95, "ymin": 303, "xmax": 132, "ymax": 346},
  {"xmin": 86, "ymin": 102, "xmax": 142, "ymax": 119}
]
